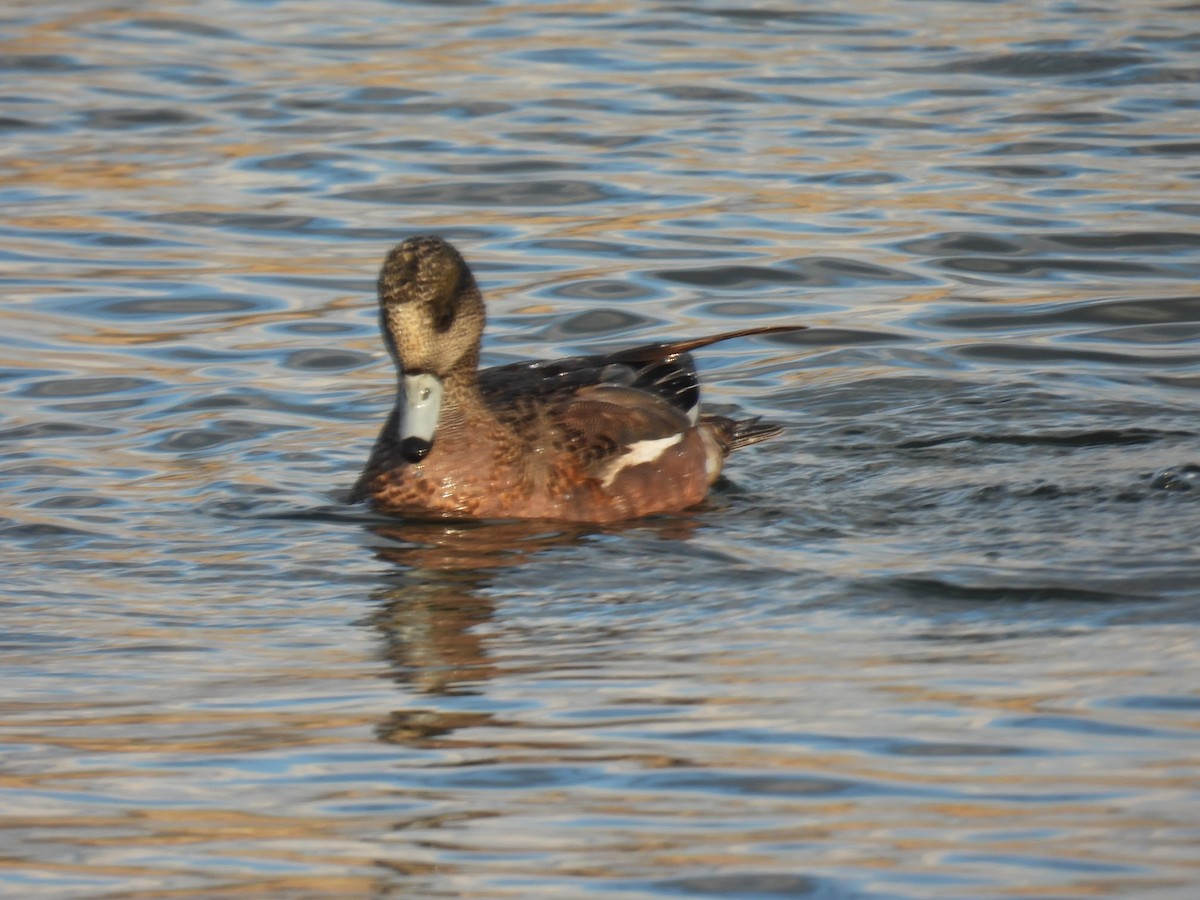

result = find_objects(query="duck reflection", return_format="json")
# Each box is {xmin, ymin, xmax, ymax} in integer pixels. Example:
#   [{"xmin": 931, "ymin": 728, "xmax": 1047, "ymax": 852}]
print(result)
[
  {"xmin": 362, "ymin": 514, "xmax": 703, "ymax": 745},
  {"xmin": 369, "ymin": 517, "xmax": 589, "ymax": 574},
  {"xmin": 367, "ymin": 518, "xmax": 585, "ymax": 698}
]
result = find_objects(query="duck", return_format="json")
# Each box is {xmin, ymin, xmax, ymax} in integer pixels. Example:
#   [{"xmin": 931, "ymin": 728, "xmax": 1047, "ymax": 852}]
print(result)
[{"xmin": 351, "ymin": 235, "xmax": 802, "ymax": 522}]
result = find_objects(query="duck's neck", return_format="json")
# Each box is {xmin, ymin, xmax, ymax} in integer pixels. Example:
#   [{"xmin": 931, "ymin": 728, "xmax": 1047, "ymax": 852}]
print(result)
[{"xmin": 437, "ymin": 355, "xmax": 487, "ymax": 425}]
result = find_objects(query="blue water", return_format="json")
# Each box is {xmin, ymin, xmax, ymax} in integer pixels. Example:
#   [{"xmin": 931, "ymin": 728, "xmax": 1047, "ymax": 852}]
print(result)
[{"xmin": 1, "ymin": 1, "xmax": 1198, "ymax": 897}]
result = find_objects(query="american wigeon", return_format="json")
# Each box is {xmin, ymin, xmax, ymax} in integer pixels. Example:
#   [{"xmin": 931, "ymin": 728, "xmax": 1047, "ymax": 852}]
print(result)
[{"xmin": 352, "ymin": 235, "xmax": 802, "ymax": 522}]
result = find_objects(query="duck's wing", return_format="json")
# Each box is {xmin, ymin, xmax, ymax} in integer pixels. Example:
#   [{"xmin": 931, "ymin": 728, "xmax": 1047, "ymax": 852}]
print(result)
[{"xmin": 479, "ymin": 325, "xmax": 804, "ymax": 485}]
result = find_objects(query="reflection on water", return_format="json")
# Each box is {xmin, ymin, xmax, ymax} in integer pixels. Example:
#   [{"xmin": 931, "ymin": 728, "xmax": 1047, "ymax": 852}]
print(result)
[{"xmin": 2, "ymin": 0, "xmax": 1199, "ymax": 897}]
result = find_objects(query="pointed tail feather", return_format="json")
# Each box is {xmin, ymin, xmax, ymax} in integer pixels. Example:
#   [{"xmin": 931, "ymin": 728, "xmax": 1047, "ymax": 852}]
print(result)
[
  {"xmin": 728, "ymin": 416, "xmax": 784, "ymax": 451},
  {"xmin": 705, "ymin": 415, "xmax": 785, "ymax": 453}
]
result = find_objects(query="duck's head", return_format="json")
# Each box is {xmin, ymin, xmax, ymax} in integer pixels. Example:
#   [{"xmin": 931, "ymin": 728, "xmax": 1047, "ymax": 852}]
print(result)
[{"xmin": 376, "ymin": 236, "xmax": 486, "ymax": 463}]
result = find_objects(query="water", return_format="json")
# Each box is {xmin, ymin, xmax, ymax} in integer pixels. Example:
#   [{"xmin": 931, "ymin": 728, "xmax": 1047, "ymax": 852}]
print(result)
[{"xmin": 2, "ymin": 0, "xmax": 1198, "ymax": 897}]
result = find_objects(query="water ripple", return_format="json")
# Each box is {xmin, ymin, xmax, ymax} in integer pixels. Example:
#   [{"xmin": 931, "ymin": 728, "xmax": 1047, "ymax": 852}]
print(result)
[{"xmin": 0, "ymin": 0, "xmax": 1198, "ymax": 897}]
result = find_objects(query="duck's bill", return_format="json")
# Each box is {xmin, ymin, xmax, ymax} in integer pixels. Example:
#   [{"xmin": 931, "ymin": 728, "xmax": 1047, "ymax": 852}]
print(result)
[{"xmin": 398, "ymin": 372, "xmax": 443, "ymax": 463}]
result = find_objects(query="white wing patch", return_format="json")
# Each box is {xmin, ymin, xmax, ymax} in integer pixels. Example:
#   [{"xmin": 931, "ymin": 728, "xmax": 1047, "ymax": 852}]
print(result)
[{"xmin": 600, "ymin": 433, "xmax": 683, "ymax": 488}]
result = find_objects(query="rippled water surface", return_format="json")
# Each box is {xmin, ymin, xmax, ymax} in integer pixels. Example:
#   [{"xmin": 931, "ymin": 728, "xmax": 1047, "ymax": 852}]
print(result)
[{"xmin": 2, "ymin": 1, "xmax": 1199, "ymax": 897}]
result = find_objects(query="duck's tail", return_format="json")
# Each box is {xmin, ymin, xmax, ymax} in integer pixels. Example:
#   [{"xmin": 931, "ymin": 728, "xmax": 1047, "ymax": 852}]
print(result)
[
  {"xmin": 674, "ymin": 327, "xmax": 802, "ymax": 455},
  {"xmin": 704, "ymin": 414, "xmax": 785, "ymax": 454},
  {"xmin": 728, "ymin": 416, "xmax": 785, "ymax": 450}
]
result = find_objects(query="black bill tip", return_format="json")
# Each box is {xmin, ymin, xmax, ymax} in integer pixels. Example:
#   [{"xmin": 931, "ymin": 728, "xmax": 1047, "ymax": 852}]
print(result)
[{"xmin": 400, "ymin": 437, "xmax": 432, "ymax": 463}]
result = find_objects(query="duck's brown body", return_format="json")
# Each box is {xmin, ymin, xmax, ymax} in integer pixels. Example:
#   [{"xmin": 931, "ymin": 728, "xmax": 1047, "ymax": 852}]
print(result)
[{"xmin": 352, "ymin": 236, "xmax": 800, "ymax": 522}]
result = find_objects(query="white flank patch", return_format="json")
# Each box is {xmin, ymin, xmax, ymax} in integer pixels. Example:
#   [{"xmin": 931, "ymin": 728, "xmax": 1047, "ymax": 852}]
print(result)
[{"xmin": 601, "ymin": 434, "xmax": 683, "ymax": 487}]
